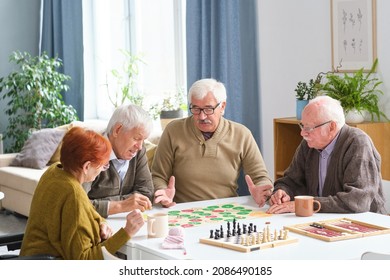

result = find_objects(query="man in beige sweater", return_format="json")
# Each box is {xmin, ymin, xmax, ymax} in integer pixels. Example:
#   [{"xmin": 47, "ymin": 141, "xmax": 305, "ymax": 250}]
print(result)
[{"xmin": 152, "ymin": 78, "xmax": 273, "ymax": 208}]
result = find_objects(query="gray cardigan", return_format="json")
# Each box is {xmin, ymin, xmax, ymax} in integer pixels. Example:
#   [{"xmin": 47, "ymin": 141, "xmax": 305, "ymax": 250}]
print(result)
[
  {"xmin": 83, "ymin": 146, "xmax": 154, "ymax": 217},
  {"xmin": 274, "ymin": 125, "xmax": 386, "ymax": 214}
]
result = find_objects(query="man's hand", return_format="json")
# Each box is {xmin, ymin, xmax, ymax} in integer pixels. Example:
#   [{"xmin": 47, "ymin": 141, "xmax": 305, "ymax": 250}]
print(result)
[
  {"xmin": 245, "ymin": 175, "xmax": 273, "ymax": 207},
  {"xmin": 266, "ymin": 189, "xmax": 293, "ymax": 214},
  {"xmin": 266, "ymin": 201, "xmax": 295, "ymax": 214},
  {"xmin": 99, "ymin": 222, "xmax": 113, "ymax": 241},
  {"xmin": 108, "ymin": 193, "xmax": 152, "ymax": 215},
  {"xmin": 268, "ymin": 189, "xmax": 291, "ymax": 206},
  {"xmin": 154, "ymin": 176, "xmax": 176, "ymax": 208},
  {"xmin": 123, "ymin": 209, "xmax": 145, "ymax": 237}
]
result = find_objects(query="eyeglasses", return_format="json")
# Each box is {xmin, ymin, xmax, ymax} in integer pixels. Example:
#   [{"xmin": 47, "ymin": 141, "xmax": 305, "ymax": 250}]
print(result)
[
  {"xmin": 190, "ymin": 102, "xmax": 221, "ymax": 115},
  {"xmin": 101, "ymin": 163, "xmax": 110, "ymax": 171},
  {"xmin": 298, "ymin": 120, "xmax": 332, "ymax": 133}
]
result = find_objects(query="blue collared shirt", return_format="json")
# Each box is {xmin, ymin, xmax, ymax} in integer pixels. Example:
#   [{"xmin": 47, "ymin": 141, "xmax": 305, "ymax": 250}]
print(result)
[
  {"xmin": 110, "ymin": 151, "xmax": 129, "ymax": 184},
  {"xmin": 318, "ymin": 132, "xmax": 340, "ymax": 196}
]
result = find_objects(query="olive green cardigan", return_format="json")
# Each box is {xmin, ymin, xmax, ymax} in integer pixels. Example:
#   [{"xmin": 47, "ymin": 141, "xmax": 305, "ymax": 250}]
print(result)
[{"xmin": 20, "ymin": 164, "xmax": 130, "ymax": 259}]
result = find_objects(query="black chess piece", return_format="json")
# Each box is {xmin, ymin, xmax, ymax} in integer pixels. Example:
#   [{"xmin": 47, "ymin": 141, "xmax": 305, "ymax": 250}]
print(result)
[{"xmin": 214, "ymin": 230, "xmax": 220, "ymax": 240}]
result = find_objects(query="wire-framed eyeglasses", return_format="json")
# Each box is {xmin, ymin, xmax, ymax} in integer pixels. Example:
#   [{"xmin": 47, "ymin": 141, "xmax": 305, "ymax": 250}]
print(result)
[
  {"xmin": 190, "ymin": 102, "xmax": 221, "ymax": 115},
  {"xmin": 298, "ymin": 120, "xmax": 332, "ymax": 133}
]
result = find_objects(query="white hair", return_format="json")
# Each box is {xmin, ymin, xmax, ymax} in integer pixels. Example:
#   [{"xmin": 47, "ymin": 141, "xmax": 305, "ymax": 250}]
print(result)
[
  {"xmin": 106, "ymin": 104, "xmax": 153, "ymax": 137},
  {"xmin": 308, "ymin": 95, "xmax": 346, "ymax": 128},
  {"xmin": 188, "ymin": 78, "xmax": 227, "ymax": 103}
]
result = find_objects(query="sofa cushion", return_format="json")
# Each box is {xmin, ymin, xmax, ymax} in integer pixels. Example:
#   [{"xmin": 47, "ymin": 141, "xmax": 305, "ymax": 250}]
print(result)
[
  {"xmin": 144, "ymin": 140, "xmax": 157, "ymax": 169},
  {"xmin": 0, "ymin": 166, "xmax": 47, "ymax": 195},
  {"xmin": 11, "ymin": 128, "xmax": 66, "ymax": 169},
  {"xmin": 48, "ymin": 120, "xmax": 108, "ymax": 164}
]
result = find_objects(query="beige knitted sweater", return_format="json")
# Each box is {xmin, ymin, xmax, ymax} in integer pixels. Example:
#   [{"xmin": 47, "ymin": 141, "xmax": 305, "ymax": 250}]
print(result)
[{"xmin": 152, "ymin": 116, "xmax": 272, "ymax": 203}]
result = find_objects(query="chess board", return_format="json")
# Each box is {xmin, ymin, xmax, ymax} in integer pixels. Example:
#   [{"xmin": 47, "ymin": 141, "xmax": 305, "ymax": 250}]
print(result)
[
  {"xmin": 199, "ymin": 220, "xmax": 298, "ymax": 253},
  {"xmin": 168, "ymin": 203, "xmax": 271, "ymax": 228}
]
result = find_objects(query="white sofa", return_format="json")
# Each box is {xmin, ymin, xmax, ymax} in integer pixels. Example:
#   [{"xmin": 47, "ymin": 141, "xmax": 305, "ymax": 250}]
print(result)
[
  {"xmin": 0, "ymin": 153, "xmax": 43, "ymax": 216},
  {"xmin": 0, "ymin": 120, "xmax": 158, "ymax": 217}
]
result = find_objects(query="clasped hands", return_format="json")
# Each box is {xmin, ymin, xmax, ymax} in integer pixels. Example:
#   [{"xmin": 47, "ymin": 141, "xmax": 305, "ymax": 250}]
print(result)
[{"xmin": 266, "ymin": 189, "xmax": 295, "ymax": 214}]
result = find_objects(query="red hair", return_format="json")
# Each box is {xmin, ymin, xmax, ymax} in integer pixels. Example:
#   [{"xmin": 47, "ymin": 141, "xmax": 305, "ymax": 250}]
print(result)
[{"xmin": 60, "ymin": 127, "xmax": 112, "ymax": 174}]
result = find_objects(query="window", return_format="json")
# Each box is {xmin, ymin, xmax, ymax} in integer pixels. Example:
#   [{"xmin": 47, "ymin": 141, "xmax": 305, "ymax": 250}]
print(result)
[{"xmin": 82, "ymin": 0, "xmax": 186, "ymax": 120}]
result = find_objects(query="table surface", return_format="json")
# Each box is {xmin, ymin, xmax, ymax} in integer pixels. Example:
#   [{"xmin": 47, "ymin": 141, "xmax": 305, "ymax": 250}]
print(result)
[{"xmin": 107, "ymin": 196, "xmax": 390, "ymax": 260}]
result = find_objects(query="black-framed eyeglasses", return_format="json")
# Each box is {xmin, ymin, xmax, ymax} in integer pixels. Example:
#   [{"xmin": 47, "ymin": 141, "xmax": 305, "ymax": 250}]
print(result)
[
  {"xmin": 298, "ymin": 120, "xmax": 332, "ymax": 133},
  {"xmin": 190, "ymin": 102, "xmax": 221, "ymax": 115}
]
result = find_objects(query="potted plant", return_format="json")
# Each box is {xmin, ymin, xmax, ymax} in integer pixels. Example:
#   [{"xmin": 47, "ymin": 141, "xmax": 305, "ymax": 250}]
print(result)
[
  {"xmin": 105, "ymin": 49, "xmax": 146, "ymax": 108},
  {"xmin": 150, "ymin": 88, "xmax": 187, "ymax": 129},
  {"xmin": 320, "ymin": 58, "xmax": 388, "ymax": 123},
  {"xmin": 294, "ymin": 78, "xmax": 318, "ymax": 120},
  {"xmin": 0, "ymin": 51, "xmax": 78, "ymax": 152}
]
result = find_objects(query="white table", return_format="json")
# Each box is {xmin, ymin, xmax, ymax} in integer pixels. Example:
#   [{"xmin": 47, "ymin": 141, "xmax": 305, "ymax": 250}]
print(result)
[{"xmin": 107, "ymin": 196, "xmax": 390, "ymax": 260}]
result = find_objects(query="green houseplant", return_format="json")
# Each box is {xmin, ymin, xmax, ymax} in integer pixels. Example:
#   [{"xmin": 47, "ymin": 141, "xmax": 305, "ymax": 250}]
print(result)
[
  {"xmin": 0, "ymin": 51, "xmax": 78, "ymax": 152},
  {"xmin": 106, "ymin": 49, "xmax": 145, "ymax": 108},
  {"xmin": 149, "ymin": 88, "xmax": 187, "ymax": 129},
  {"xmin": 320, "ymin": 58, "xmax": 388, "ymax": 122},
  {"xmin": 294, "ymin": 78, "xmax": 318, "ymax": 120}
]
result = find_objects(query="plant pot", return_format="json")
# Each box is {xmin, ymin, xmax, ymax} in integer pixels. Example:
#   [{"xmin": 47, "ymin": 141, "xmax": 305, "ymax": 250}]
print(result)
[
  {"xmin": 160, "ymin": 109, "xmax": 184, "ymax": 130},
  {"xmin": 296, "ymin": 100, "xmax": 309, "ymax": 120},
  {"xmin": 345, "ymin": 109, "xmax": 365, "ymax": 124}
]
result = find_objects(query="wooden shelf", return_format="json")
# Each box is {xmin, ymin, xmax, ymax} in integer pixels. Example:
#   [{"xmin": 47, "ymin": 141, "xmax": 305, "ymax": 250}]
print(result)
[{"xmin": 273, "ymin": 117, "xmax": 390, "ymax": 181}]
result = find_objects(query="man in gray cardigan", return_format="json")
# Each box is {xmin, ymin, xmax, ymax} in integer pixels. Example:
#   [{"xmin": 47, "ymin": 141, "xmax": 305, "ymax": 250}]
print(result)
[
  {"xmin": 83, "ymin": 105, "xmax": 154, "ymax": 218},
  {"xmin": 268, "ymin": 96, "xmax": 386, "ymax": 214}
]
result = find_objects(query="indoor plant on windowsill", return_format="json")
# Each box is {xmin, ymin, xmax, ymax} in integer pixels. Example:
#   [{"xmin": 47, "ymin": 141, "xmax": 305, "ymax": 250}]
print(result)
[
  {"xmin": 319, "ymin": 58, "xmax": 388, "ymax": 123},
  {"xmin": 151, "ymin": 88, "xmax": 187, "ymax": 130},
  {"xmin": 106, "ymin": 50, "xmax": 146, "ymax": 109}
]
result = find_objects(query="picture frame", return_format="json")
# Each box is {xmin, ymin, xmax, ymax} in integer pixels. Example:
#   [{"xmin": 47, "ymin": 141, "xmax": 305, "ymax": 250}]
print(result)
[{"xmin": 331, "ymin": 0, "xmax": 377, "ymax": 72}]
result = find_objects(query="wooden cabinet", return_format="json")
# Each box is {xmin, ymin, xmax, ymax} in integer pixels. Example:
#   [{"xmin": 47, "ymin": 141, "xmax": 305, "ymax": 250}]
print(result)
[{"xmin": 273, "ymin": 117, "xmax": 390, "ymax": 181}]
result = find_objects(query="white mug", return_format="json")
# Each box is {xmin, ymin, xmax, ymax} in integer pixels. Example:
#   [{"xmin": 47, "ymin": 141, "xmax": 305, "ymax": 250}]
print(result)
[{"xmin": 147, "ymin": 212, "xmax": 169, "ymax": 238}]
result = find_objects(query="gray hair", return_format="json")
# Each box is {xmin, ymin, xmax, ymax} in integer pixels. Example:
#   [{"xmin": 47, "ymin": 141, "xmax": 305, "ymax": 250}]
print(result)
[
  {"xmin": 106, "ymin": 104, "xmax": 153, "ymax": 137},
  {"xmin": 188, "ymin": 78, "xmax": 227, "ymax": 103},
  {"xmin": 308, "ymin": 95, "xmax": 346, "ymax": 128}
]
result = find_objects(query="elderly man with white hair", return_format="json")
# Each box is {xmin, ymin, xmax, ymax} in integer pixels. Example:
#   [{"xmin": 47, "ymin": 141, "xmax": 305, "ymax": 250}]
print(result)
[
  {"xmin": 268, "ymin": 95, "xmax": 386, "ymax": 214},
  {"xmin": 152, "ymin": 78, "xmax": 273, "ymax": 208}
]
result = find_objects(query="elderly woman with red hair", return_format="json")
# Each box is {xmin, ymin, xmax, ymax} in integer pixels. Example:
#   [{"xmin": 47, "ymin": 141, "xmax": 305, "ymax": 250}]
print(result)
[{"xmin": 20, "ymin": 127, "xmax": 144, "ymax": 259}]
